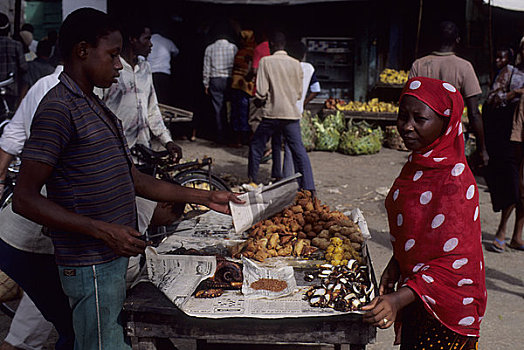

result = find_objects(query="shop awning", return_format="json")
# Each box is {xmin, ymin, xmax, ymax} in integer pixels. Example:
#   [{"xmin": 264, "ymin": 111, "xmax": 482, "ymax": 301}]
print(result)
[
  {"xmin": 183, "ymin": 0, "xmax": 362, "ymax": 4},
  {"xmin": 483, "ymin": 0, "xmax": 524, "ymax": 12}
]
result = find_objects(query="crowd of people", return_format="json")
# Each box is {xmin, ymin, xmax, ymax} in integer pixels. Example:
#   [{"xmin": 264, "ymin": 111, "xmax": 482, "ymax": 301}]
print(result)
[{"xmin": 0, "ymin": 6, "xmax": 521, "ymax": 350}]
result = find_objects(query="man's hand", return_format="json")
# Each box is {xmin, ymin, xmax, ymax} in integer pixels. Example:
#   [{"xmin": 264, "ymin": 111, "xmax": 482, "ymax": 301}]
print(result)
[
  {"xmin": 206, "ymin": 191, "xmax": 245, "ymax": 215},
  {"xmin": 92, "ymin": 220, "xmax": 148, "ymax": 257},
  {"xmin": 166, "ymin": 141, "xmax": 182, "ymax": 163},
  {"xmin": 478, "ymin": 148, "xmax": 489, "ymax": 168},
  {"xmin": 205, "ymin": 87, "xmax": 209, "ymax": 95}
]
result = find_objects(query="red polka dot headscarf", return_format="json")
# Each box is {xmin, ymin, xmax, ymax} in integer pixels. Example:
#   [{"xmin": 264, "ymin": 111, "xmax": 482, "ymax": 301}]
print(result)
[{"xmin": 386, "ymin": 77, "xmax": 487, "ymax": 337}]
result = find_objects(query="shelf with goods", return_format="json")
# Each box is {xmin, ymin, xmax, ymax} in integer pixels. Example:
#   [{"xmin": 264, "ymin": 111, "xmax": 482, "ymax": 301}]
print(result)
[
  {"xmin": 302, "ymin": 37, "xmax": 355, "ymax": 101},
  {"xmin": 368, "ymin": 69, "xmax": 409, "ymax": 103}
]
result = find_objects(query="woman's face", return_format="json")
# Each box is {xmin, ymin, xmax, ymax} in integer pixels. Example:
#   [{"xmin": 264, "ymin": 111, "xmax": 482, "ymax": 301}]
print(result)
[
  {"xmin": 397, "ymin": 95, "xmax": 448, "ymax": 151},
  {"xmin": 495, "ymin": 50, "xmax": 509, "ymax": 70}
]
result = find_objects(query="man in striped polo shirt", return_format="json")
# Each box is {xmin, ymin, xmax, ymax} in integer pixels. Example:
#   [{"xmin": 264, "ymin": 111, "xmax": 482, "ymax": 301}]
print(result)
[{"xmin": 12, "ymin": 8, "xmax": 242, "ymax": 349}]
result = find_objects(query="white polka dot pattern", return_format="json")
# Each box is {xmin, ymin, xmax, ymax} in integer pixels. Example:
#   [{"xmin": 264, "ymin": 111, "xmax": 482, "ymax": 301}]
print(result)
[
  {"xmin": 419, "ymin": 191, "xmax": 432, "ymax": 205},
  {"xmin": 474, "ymin": 206, "xmax": 479, "ymax": 221},
  {"xmin": 408, "ymin": 154, "xmax": 412, "ymax": 162},
  {"xmin": 443, "ymin": 238, "xmax": 459, "ymax": 252},
  {"xmin": 443, "ymin": 108, "xmax": 451, "ymax": 116},
  {"xmin": 393, "ymin": 189, "xmax": 399, "ymax": 201},
  {"xmin": 422, "ymin": 274, "xmax": 434, "ymax": 283},
  {"xmin": 463, "ymin": 297, "xmax": 474, "ymax": 305},
  {"xmin": 458, "ymin": 123, "xmax": 463, "ymax": 136},
  {"xmin": 397, "ymin": 213, "xmax": 403, "ymax": 226},
  {"xmin": 422, "ymin": 295, "xmax": 436, "ymax": 305},
  {"xmin": 413, "ymin": 170, "xmax": 423, "ymax": 181},
  {"xmin": 405, "ymin": 239, "xmax": 415, "ymax": 251},
  {"xmin": 451, "ymin": 163, "xmax": 465, "ymax": 176},
  {"xmin": 458, "ymin": 316, "xmax": 475, "ymax": 326},
  {"xmin": 452, "ymin": 258, "xmax": 468, "ymax": 269},
  {"xmin": 390, "ymin": 234, "xmax": 396, "ymax": 242},
  {"xmin": 423, "ymin": 150, "xmax": 433, "ymax": 157},
  {"xmin": 458, "ymin": 278, "xmax": 473, "ymax": 287},
  {"xmin": 410, "ymin": 80, "xmax": 422, "ymax": 90},
  {"xmin": 466, "ymin": 185, "xmax": 475, "ymax": 200},
  {"xmin": 433, "ymin": 157, "xmax": 446, "ymax": 162},
  {"xmin": 480, "ymin": 261, "xmax": 483, "ymax": 270},
  {"xmin": 445, "ymin": 126, "xmax": 452, "ymax": 135},
  {"xmin": 431, "ymin": 214, "xmax": 445, "ymax": 228},
  {"xmin": 413, "ymin": 263, "xmax": 424, "ymax": 273},
  {"xmin": 442, "ymin": 82, "xmax": 457, "ymax": 92}
]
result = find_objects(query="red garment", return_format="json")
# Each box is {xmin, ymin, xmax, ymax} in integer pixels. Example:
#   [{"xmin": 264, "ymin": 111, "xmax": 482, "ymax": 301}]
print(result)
[
  {"xmin": 385, "ymin": 77, "xmax": 487, "ymax": 337},
  {"xmin": 252, "ymin": 41, "xmax": 270, "ymax": 69}
]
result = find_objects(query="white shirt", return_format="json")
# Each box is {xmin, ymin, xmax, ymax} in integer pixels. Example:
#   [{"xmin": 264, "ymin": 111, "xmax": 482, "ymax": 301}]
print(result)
[
  {"xmin": 0, "ymin": 66, "xmax": 63, "ymax": 254},
  {"xmin": 202, "ymin": 39, "xmax": 238, "ymax": 88},
  {"xmin": 0, "ymin": 65, "xmax": 62, "ymax": 156},
  {"xmin": 147, "ymin": 34, "xmax": 179, "ymax": 75},
  {"xmin": 95, "ymin": 56, "xmax": 172, "ymax": 162},
  {"xmin": 296, "ymin": 62, "xmax": 319, "ymax": 114}
]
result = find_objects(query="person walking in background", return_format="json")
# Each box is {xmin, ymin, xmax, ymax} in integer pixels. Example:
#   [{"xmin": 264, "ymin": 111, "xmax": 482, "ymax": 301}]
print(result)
[
  {"xmin": 20, "ymin": 23, "xmax": 38, "ymax": 55},
  {"xmin": 202, "ymin": 21, "xmax": 237, "ymax": 144},
  {"xmin": 96, "ymin": 18, "xmax": 182, "ymax": 164},
  {"xmin": 248, "ymin": 32, "xmax": 315, "ymax": 192},
  {"xmin": 230, "ymin": 29, "xmax": 256, "ymax": 147},
  {"xmin": 147, "ymin": 31, "xmax": 179, "ymax": 106},
  {"xmin": 506, "ymin": 37, "xmax": 524, "ymax": 252},
  {"xmin": 24, "ymin": 39, "xmax": 55, "ymax": 87},
  {"xmin": 409, "ymin": 21, "xmax": 489, "ymax": 168},
  {"xmin": 272, "ymin": 40, "xmax": 321, "ymax": 180},
  {"xmin": 483, "ymin": 44, "xmax": 524, "ymax": 253},
  {"xmin": 0, "ymin": 12, "xmax": 27, "ymax": 111}
]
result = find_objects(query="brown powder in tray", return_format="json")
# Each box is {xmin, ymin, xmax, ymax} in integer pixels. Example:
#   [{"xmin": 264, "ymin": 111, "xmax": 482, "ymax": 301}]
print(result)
[{"xmin": 250, "ymin": 278, "xmax": 288, "ymax": 292}]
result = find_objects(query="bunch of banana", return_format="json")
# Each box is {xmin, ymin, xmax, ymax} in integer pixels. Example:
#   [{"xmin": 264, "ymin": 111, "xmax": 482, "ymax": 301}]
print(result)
[
  {"xmin": 336, "ymin": 98, "xmax": 399, "ymax": 114},
  {"xmin": 379, "ymin": 68, "xmax": 408, "ymax": 85}
]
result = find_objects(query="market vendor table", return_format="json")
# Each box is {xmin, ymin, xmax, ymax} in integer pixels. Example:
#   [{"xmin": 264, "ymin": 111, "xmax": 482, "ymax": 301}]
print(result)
[{"xmin": 123, "ymin": 282, "xmax": 376, "ymax": 350}]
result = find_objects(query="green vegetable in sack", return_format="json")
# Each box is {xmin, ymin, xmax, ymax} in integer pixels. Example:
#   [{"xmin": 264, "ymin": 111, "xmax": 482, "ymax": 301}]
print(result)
[
  {"xmin": 300, "ymin": 110, "xmax": 317, "ymax": 151},
  {"xmin": 314, "ymin": 118, "xmax": 340, "ymax": 151},
  {"xmin": 338, "ymin": 120, "xmax": 383, "ymax": 155},
  {"xmin": 323, "ymin": 111, "xmax": 346, "ymax": 133}
]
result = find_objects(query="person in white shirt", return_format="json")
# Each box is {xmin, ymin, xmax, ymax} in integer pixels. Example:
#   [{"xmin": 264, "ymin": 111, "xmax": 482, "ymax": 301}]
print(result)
[
  {"xmin": 202, "ymin": 23, "xmax": 237, "ymax": 144},
  {"xmin": 0, "ymin": 65, "xmax": 74, "ymax": 350},
  {"xmin": 96, "ymin": 20, "xmax": 182, "ymax": 163},
  {"xmin": 147, "ymin": 32, "xmax": 179, "ymax": 105}
]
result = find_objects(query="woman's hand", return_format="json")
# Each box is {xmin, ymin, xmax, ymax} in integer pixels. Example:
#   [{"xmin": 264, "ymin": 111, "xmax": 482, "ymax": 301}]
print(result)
[
  {"xmin": 362, "ymin": 287, "xmax": 416, "ymax": 329},
  {"xmin": 379, "ymin": 256, "xmax": 401, "ymax": 295}
]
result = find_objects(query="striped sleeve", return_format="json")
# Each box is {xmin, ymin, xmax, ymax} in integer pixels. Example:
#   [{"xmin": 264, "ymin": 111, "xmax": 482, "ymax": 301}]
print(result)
[{"xmin": 22, "ymin": 96, "xmax": 73, "ymax": 167}]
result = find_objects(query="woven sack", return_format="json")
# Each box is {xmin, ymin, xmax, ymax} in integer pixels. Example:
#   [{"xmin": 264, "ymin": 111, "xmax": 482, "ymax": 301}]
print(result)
[{"xmin": 0, "ymin": 269, "xmax": 22, "ymax": 302}]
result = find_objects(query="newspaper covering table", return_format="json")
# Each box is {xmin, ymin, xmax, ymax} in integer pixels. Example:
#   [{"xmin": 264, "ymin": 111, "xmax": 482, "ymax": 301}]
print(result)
[{"xmin": 145, "ymin": 207, "xmax": 374, "ymax": 319}]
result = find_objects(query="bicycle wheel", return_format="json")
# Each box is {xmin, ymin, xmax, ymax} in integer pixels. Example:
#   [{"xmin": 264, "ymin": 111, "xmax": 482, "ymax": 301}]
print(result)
[
  {"xmin": 173, "ymin": 171, "xmax": 230, "ymax": 212},
  {"xmin": 0, "ymin": 184, "xmax": 13, "ymax": 212}
]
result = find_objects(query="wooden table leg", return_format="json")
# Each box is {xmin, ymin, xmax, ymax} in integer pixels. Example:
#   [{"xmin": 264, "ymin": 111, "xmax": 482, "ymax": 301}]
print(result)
[{"xmin": 131, "ymin": 337, "xmax": 157, "ymax": 350}]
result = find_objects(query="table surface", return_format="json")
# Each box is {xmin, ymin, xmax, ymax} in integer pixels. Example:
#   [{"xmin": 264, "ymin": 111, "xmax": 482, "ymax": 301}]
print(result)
[{"xmin": 124, "ymin": 282, "xmax": 376, "ymax": 346}]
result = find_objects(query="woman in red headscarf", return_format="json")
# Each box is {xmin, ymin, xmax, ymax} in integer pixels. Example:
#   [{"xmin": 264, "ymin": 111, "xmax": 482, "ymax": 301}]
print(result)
[{"xmin": 362, "ymin": 77, "xmax": 487, "ymax": 349}]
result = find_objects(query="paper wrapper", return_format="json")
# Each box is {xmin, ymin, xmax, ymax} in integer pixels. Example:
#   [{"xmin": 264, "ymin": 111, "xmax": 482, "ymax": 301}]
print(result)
[
  {"xmin": 230, "ymin": 174, "xmax": 301, "ymax": 234},
  {"xmin": 241, "ymin": 257, "xmax": 297, "ymax": 299}
]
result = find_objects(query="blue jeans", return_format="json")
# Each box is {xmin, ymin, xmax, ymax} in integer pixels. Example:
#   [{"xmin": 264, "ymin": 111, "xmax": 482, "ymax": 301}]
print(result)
[
  {"xmin": 58, "ymin": 257, "xmax": 130, "ymax": 350},
  {"xmin": 208, "ymin": 77, "xmax": 231, "ymax": 143},
  {"xmin": 249, "ymin": 118, "xmax": 315, "ymax": 191},
  {"xmin": 231, "ymin": 89, "xmax": 251, "ymax": 132},
  {"xmin": 271, "ymin": 132, "xmax": 296, "ymax": 179},
  {"xmin": 0, "ymin": 238, "xmax": 74, "ymax": 350}
]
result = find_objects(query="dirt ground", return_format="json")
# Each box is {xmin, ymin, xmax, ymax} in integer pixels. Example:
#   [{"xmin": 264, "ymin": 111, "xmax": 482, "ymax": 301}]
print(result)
[{"xmin": 1, "ymin": 139, "xmax": 523, "ymax": 349}]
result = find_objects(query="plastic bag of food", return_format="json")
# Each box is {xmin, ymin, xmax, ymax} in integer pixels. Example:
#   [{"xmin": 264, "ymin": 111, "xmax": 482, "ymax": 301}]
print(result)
[
  {"xmin": 313, "ymin": 117, "xmax": 340, "ymax": 151},
  {"xmin": 323, "ymin": 111, "xmax": 346, "ymax": 133},
  {"xmin": 241, "ymin": 257, "xmax": 297, "ymax": 299}
]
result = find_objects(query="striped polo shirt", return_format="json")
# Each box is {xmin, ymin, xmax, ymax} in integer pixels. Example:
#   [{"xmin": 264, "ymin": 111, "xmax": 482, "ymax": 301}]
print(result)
[{"xmin": 22, "ymin": 72, "xmax": 137, "ymax": 266}]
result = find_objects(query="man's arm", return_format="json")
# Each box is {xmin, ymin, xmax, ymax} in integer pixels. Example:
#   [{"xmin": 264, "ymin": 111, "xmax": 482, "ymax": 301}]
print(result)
[
  {"xmin": 0, "ymin": 148, "xmax": 13, "ymax": 195},
  {"xmin": 203, "ymin": 47, "xmax": 211, "ymax": 94},
  {"xmin": 255, "ymin": 60, "xmax": 268, "ymax": 100},
  {"xmin": 132, "ymin": 166, "xmax": 243, "ymax": 214},
  {"xmin": 13, "ymin": 160, "xmax": 146, "ymax": 256},
  {"xmin": 466, "ymin": 95, "xmax": 489, "ymax": 166},
  {"xmin": 146, "ymin": 81, "xmax": 182, "ymax": 162}
]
